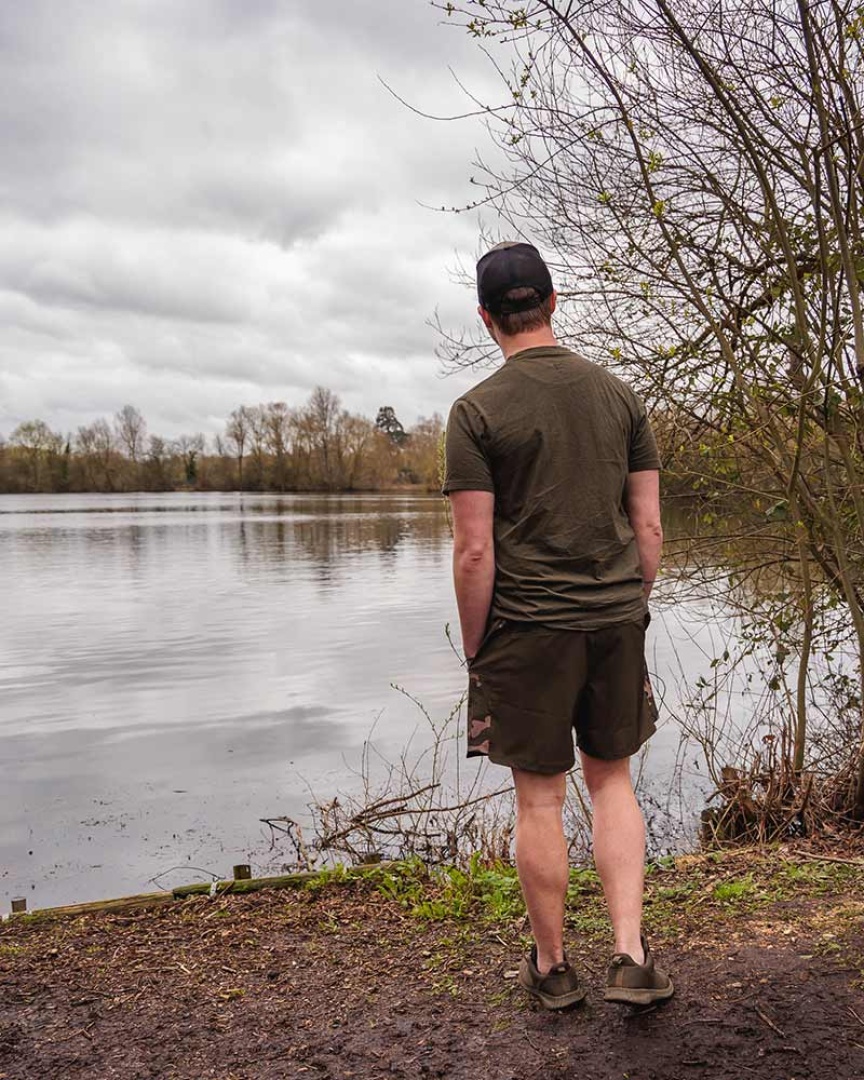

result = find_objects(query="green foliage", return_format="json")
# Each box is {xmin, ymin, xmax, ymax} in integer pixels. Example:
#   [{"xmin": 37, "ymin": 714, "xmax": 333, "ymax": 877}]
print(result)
[
  {"xmin": 302, "ymin": 863, "xmax": 350, "ymax": 894},
  {"xmin": 374, "ymin": 855, "xmax": 526, "ymax": 922},
  {"xmin": 713, "ymin": 874, "xmax": 758, "ymax": 903}
]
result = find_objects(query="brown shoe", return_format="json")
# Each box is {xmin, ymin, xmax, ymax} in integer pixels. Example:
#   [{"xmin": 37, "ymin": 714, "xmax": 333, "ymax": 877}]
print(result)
[
  {"xmin": 518, "ymin": 946, "xmax": 587, "ymax": 1011},
  {"xmin": 604, "ymin": 935, "xmax": 674, "ymax": 1006}
]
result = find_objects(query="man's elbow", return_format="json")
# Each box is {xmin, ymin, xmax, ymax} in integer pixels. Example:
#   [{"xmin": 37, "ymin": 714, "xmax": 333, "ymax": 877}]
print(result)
[
  {"xmin": 455, "ymin": 540, "xmax": 493, "ymax": 571},
  {"xmin": 634, "ymin": 520, "xmax": 663, "ymax": 544}
]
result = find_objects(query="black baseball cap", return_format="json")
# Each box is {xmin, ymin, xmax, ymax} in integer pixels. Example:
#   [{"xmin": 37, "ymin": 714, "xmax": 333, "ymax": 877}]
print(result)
[{"xmin": 476, "ymin": 242, "xmax": 554, "ymax": 315}]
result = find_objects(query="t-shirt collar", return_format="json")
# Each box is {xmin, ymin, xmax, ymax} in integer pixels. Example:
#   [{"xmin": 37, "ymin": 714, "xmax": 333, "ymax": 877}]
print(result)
[{"xmin": 505, "ymin": 345, "xmax": 573, "ymax": 364}]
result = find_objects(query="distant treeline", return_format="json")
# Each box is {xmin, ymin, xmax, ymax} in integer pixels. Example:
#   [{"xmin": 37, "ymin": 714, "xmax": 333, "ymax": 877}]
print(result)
[{"xmin": 0, "ymin": 387, "xmax": 443, "ymax": 494}]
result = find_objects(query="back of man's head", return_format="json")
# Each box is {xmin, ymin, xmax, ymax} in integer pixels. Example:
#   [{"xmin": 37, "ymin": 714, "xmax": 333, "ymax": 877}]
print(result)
[{"xmin": 476, "ymin": 241, "xmax": 554, "ymax": 337}]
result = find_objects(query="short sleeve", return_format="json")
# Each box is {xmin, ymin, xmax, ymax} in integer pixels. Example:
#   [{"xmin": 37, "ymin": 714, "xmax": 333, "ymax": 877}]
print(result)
[
  {"xmin": 628, "ymin": 400, "xmax": 661, "ymax": 472},
  {"xmin": 441, "ymin": 398, "xmax": 495, "ymax": 495}
]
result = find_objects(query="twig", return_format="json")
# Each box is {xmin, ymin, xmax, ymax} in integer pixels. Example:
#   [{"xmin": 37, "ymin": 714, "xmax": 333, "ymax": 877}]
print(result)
[
  {"xmin": 48, "ymin": 1024, "xmax": 95, "ymax": 1045},
  {"xmin": 754, "ymin": 1006, "xmax": 785, "ymax": 1037},
  {"xmin": 795, "ymin": 853, "xmax": 864, "ymax": 868},
  {"xmin": 421, "ymin": 785, "xmax": 513, "ymax": 814},
  {"xmin": 523, "ymin": 1027, "xmax": 542, "ymax": 1053}
]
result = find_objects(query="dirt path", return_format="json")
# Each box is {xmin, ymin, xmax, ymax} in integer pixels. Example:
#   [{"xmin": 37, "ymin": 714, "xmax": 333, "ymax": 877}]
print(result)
[{"xmin": 1, "ymin": 849, "xmax": 863, "ymax": 1079}]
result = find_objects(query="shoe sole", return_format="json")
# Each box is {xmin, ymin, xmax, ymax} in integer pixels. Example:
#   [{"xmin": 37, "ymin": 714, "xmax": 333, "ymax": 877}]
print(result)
[
  {"xmin": 603, "ymin": 981, "xmax": 675, "ymax": 1006},
  {"xmin": 519, "ymin": 976, "xmax": 587, "ymax": 1011}
]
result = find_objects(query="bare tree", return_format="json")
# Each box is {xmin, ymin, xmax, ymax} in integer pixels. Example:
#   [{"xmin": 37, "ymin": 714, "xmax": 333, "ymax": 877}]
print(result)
[
  {"xmin": 338, "ymin": 414, "xmax": 375, "ymax": 489},
  {"xmin": 114, "ymin": 405, "xmax": 148, "ymax": 465},
  {"xmin": 437, "ymin": 0, "xmax": 864, "ymax": 813},
  {"xmin": 172, "ymin": 433, "xmax": 205, "ymax": 486},
  {"xmin": 264, "ymin": 401, "xmax": 294, "ymax": 492},
  {"xmin": 306, "ymin": 386, "xmax": 342, "ymax": 489},
  {"xmin": 75, "ymin": 419, "xmax": 116, "ymax": 492},
  {"xmin": 10, "ymin": 420, "xmax": 63, "ymax": 491},
  {"xmin": 225, "ymin": 406, "xmax": 254, "ymax": 490},
  {"xmin": 246, "ymin": 405, "xmax": 269, "ymax": 490},
  {"xmin": 144, "ymin": 435, "xmax": 172, "ymax": 490}
]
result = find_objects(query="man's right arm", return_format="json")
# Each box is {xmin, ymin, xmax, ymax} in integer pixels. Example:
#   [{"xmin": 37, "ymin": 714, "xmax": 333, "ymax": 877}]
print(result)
[
  {"xmin": 625, "ymin": 469, "xmax": 662, "ymax": 599},
  {"xmin": 449, "ymin": 490, "xmax": 495, "ymax": 661}
]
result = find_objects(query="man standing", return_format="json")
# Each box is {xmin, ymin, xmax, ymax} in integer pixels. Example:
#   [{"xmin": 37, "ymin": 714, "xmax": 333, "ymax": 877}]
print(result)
[{"xmin": 443, "ymin": 241, "xmax": 672, "ymax": 1009}]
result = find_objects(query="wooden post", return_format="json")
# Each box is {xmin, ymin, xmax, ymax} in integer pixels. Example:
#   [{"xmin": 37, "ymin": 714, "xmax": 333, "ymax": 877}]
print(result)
[
  {"xmin": 11, "ymin": 897, "xmax": 27, "ymax": 914},
  {"xmin": 233, "ymin": 864, "xmax": 252, "ymax": 881}
]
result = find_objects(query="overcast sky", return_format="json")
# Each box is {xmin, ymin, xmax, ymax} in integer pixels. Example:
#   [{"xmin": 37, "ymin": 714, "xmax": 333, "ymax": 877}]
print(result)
[{"xmin": 0, "ymin": 0, "xmax": 507, "ymax": 440}]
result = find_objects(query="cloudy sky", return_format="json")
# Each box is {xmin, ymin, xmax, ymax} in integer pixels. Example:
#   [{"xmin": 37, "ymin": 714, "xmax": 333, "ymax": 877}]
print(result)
[{"xmin": 0, "ymin": 0, "xmax": 507, "ymax": 441}]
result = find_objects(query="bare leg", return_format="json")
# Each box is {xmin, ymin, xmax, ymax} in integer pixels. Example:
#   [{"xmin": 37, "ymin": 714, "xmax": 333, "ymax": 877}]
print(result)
[
  {"xmin": 512, "ymin": 768, "xmax": 568, "ymax": 973},
  {"xmin": 580, "ymin": 752, "xmax": 645, "ymax": 964}
]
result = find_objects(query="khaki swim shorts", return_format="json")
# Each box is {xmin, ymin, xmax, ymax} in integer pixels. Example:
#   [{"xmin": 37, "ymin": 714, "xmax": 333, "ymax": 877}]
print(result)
[{"xmin": 466, "ymin": 618, "xmax": 658, "ymax": 772}]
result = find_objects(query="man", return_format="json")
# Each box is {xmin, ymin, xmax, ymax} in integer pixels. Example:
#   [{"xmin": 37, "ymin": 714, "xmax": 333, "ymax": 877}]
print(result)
[{"xmin": 442, "ymin": 241, "xmax": 672, "ymax": 1010}]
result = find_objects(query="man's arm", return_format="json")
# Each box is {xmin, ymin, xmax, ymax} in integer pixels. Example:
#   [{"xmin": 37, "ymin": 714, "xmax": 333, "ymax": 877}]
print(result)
[
  {"xmin": 448, "ymin": 490, "xmax": 495, "ymax": 660},
  {"xmin": 624, "ymin": 469, "xmax": 662, "ymax": 599}
]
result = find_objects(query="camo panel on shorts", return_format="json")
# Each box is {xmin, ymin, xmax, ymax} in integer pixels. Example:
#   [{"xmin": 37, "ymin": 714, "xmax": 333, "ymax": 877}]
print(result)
[
  {"xmin": 466, "ymin": 619, "xmax": 507, "ymax": 759},
  {"xmin": 467, "ymin": 672, "xmax": 493, "ymax": 757}
]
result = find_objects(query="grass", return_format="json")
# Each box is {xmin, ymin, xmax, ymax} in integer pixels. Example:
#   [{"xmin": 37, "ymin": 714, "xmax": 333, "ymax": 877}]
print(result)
[
  {"xmin": 3, "ymin": 845, "xmax": 862, "ymax": 972},
  {"xmin": 275, "ymin": 847, "xmax": 864, "ymax": 947},
  {"xmin": 713, "ymin": 873, "xmax": 759, "ymax": 903}
]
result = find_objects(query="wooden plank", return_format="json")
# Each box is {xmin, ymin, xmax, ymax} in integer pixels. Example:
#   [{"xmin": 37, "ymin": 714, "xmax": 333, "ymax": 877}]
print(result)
[
  {"xmin": 13, "ymin": 862, "xmax": 396, "ymax": 920},
  {"xmin": 26, "ymin": 891, "xmax": 175, "ymax": 919},
  {"xmin": 171, "ymin": 865, "xmax": 389, "ymax": 900}
]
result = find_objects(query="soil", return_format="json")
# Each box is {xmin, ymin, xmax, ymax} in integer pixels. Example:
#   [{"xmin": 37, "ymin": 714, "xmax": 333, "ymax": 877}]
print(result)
[{"xmin": 1, "ymin": 848, "xmax": 863, "ymax": 1080}]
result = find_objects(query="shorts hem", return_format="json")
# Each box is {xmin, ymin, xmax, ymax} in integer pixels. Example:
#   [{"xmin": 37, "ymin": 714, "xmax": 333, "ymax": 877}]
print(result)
[
  {"xmin": 577, "ymin": 728, "xmax": 656, "ymax": 762},
  {"xmin": 486, "ymin": 752, "xmax": 575, "ymax": 775}
]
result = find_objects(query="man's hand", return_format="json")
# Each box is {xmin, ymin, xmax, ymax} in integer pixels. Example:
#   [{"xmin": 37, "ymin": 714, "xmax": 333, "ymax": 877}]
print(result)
[{"xmin": 448, "ymin": 490, "xmax": 495, "ymax": 661}]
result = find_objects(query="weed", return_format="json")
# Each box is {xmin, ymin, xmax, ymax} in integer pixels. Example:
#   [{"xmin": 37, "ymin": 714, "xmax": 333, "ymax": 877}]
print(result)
[
  {"xmin": 713, "ymin": 874, "xmax": 758, "ymax": 903},
  {"xmin": 370, "ymin": 855, "xmax": 526, "ymax": 923},
  {"xmin": 429, "ymin": 974, "xmax": 460, "ymax": 997},
  {"xmin": 489, "ymin": 991, "xmax": 513, "ymax": 1010},
  {"xmin": 769, "ymin": 860, "xmax": 860, "ymax": 898},
  {"xmin": 567, "ymin": 867, "xmax": 600, "ymax": 899},
  {"xmin": 302, "ymin": 864, "xmax": 349, "ymax": 895},
  {"xmin": 652, "ymin": 881, "xmax": 698, "ymax": 902}
]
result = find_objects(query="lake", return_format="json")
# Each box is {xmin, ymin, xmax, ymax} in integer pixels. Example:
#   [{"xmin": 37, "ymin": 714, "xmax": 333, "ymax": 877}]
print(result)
[{"xmin": 0, "ymin": 492, "xmax": 724, "ymax": 909}]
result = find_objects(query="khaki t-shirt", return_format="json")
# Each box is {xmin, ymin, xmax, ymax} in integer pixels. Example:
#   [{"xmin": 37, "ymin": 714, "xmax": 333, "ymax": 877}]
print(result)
[{"xmin": 443, "ymin": 346, "xmax": 660, "ymax": 629}]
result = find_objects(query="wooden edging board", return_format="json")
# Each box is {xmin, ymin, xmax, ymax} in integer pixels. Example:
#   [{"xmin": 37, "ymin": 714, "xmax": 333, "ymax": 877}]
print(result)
[{"xmin": 4, "ymin": 864, "xmax": 394, "ymax": 921}]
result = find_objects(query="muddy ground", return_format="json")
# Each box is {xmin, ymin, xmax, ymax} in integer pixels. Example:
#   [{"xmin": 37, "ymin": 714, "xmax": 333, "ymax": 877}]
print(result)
[{"xmin": 1, "ymin": 847, "xmax": 863, "ymax": 1080}]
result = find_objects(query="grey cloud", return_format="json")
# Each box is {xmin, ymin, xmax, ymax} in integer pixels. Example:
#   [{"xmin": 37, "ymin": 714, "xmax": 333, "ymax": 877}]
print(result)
[{"xmin": 0, "ymin": 0, "xmax": 505, "ymax": 438}]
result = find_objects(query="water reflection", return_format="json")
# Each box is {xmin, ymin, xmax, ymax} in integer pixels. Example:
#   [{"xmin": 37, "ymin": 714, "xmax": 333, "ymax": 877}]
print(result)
[
  {"xmin": 0, "ymin": 494, "xmax": 461, "ymax": 908},
  {"xmin": 0, "ymin": 492, "xmax": 712, "ymax": 910}
]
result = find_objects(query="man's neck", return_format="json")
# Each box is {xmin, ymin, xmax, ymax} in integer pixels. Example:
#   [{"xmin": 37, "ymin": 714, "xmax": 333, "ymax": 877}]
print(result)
[{"xmin": 498, "ymin": 328, "xmax": 559, "ymax": 360}]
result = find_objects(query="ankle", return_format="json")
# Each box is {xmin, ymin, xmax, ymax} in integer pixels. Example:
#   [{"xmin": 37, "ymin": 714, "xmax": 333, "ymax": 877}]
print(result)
[
  {"xmin": 615, "ymin": 937, "xmax": 645, "ymax": 965},
  {"xmin": 536, "ymin": 946, "xmax": 566, "ymax": 973}
]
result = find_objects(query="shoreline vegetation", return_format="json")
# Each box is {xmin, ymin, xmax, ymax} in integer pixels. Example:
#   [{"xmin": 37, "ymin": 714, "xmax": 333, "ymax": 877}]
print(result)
[
  {"xmin": 2, "ymin": 845, "xmax": 863, "ymax": 1078},
  {"xmin": 0, "ymin": 391, "xmax": 443, "ymax": 496}
]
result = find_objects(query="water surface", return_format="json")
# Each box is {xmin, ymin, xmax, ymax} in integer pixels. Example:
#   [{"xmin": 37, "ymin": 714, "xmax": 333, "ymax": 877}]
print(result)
[{"xmin": 0, "ymin": 492, "xmax": 721, "ymax": 908}]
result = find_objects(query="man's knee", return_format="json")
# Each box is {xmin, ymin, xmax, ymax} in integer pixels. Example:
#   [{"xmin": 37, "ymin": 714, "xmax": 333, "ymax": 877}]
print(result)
[
  {"xmin": 580, "ymin": 752, "xmax": 633, "ymax": 799},
  {"xmin": 512, "ymin": 767, "xmax": 567, "ymax": 814}
]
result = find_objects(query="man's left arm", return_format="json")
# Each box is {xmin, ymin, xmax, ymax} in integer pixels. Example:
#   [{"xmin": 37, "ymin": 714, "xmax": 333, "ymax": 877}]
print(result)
[
  {"xmin": 624, "ymin": 469, "xmax": 662, "ymax": 600},
  {"xmin": 449, "ymin": 490, "xmax": 495, "ymax": 661}
]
